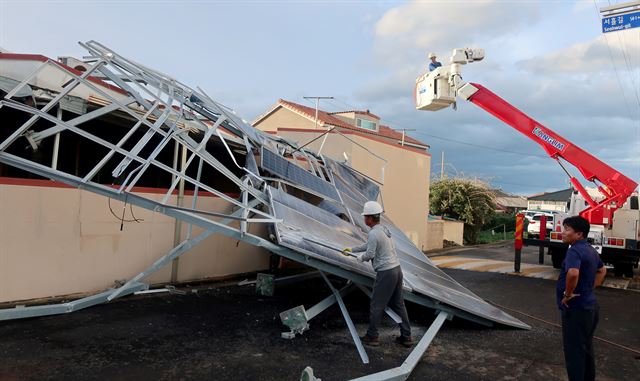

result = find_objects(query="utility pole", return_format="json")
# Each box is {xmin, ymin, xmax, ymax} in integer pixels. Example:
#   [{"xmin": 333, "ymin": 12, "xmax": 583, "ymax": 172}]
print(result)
[
  {"xmin": 440, "ymin": 151, "xmax": 445, "ymax": 180},
  {"xmin": 303, "ymin": 96, "xmax": 333, "ymax": 130},
  {"xmin": 398, "ymin": 128, "xmax": 416, "ymax": 146}
]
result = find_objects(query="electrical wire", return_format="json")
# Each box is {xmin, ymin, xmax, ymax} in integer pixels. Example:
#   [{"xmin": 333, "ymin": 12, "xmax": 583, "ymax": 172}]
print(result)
[
  {"xmin": 411, "ymin": 129, "xmax": 549, "ymax": 159},
  {"xmin": 594, "ymin": 0, "xmax": 637, "ymax": 123},
  {"xmin": 488, "ymin": 300, "xmax": 640, "ymax": 357},
  {"xmin": 108, "ymin": 197, "xmax": 144, "ymax": 223},
  {"xmin": 328, "ymin": 97, "xmax": 550, "ymax": 159},
  {"xmin": 609, "ymin": 0, "xmax": 640, "ymax": 111}
]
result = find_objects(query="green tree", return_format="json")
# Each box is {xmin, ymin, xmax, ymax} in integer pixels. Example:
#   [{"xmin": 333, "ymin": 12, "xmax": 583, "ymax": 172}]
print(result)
[{"xmin": 430, "ymin": 178, "xmax": 496, "ymax": 244}]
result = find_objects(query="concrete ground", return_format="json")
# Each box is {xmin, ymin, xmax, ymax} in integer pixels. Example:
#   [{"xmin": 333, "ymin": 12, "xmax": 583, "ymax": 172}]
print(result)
[
  {"xmin": 427, "ymin": 241, "xmax": 640, "ymax": 290},
  {"xmin": 0, "ymin": 244, "xmax": 639, "ymax": 380}
]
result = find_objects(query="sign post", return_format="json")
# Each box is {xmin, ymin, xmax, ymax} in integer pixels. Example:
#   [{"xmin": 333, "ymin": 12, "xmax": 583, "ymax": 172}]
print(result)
[
  {"xmin": 514, "ymin": 213, "xmax": 524, "ymax": 273},
  {"xmin": 539, "ymin": 215, "xmax": 547, "ymax": 264}
]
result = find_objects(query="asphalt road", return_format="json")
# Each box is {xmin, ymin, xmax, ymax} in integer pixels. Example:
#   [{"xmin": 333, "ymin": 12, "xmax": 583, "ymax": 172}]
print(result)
[{"xmin": 0, "ymin": 247, "xmax": 638, "ymax": 380}]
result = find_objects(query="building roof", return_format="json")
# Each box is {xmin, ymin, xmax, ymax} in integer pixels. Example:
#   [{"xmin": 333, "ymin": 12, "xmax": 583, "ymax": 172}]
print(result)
[
  {"xmin": 495, "ymin": 196, "xmax": 528, "ymax": 209},
  {"xmin": 255, "ymin": 99, "xmax": 428, "ymax": 149},
  {"xmin": 328, "ymin": 110, "xmax": 381, "ymax": 120},
  {"xmin": 528, "ymin": 188, "xmax": 573, "ymax": 202}
]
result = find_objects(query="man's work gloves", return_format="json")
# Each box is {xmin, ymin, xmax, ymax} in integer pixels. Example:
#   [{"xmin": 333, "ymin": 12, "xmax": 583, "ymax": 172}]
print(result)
[{"xmin": 342, "ymin": 248, "xmax": 365, "ymax": 262}]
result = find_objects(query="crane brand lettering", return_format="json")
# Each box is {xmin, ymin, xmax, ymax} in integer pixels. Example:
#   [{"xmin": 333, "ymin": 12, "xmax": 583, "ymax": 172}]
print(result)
[{"xmin": 532, "ymin": 127, "xmax": 565, "ymax": 151}]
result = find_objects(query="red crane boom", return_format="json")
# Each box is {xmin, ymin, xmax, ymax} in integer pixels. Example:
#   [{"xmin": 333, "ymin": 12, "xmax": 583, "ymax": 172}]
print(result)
[{"xmin": 464, "ymin": 82, "xmax": 638, "ymax": 225}]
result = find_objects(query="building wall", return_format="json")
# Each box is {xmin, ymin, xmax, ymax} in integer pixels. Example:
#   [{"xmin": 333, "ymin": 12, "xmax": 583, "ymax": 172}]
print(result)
[
  {"xmin": 527, "ymin": 200, "xmax": 567, "ymax": 212},
  {"xmin": 425, "ymin": 221, "xmax": 444, "ymax": 251},
  {"xmin": 0, "ymin": 180, "xmax": 270, "ymax": 303},
  {"xmin": 253, "ymin": 107, "xmax": 316, "ymax": 133},
  {"xmin": 255, "ymin": 110, "xmax": 432, "ymax": 251},
  {"xmin": 349, "ymin": 134, "xmax": 431, "ymax": 250},
  {"xmin": 443, "ymin": 220, "xmax": 464, "ymax": 245}
]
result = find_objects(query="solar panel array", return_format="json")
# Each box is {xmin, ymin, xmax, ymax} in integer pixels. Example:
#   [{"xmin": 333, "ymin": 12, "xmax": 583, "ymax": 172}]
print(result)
[{"xmin": 261, "ymin": 148, "xmax": 340, "ymax": 201}]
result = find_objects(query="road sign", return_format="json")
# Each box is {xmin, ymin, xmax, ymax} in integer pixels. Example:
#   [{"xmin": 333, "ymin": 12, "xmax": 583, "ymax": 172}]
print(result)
[{"xmin": 602, "ymin": 11, "xmax": 640, "ymax": 33}]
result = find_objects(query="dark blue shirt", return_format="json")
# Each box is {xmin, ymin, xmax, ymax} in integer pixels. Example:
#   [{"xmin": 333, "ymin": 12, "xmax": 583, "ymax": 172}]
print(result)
[
  {"xmin": 556, "ymin": 240, "xmax": 603, "ymax": 310},
  {"xmin": 428, "ymin": 61, "xmax": 442, "ymax": 71}
]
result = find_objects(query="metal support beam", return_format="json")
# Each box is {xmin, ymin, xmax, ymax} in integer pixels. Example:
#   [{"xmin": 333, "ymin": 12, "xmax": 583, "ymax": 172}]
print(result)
[
  {"xmin": 0, "ymin": 282, "xmax": 147, "ymax": 321},
  {"xmin": 320, "ymin": 272, "xmax": 369, "ymax": 364},
  {"xmin": 349, "ymin": 310, "xmax": 450, "ymax": 381},
  {"xmin": 306, "ymin": 282, "xmax": 356, "ymax": 321},
  {"xmin": 107, "ymin": 198, "xmax": 261, "ymax": 301}
]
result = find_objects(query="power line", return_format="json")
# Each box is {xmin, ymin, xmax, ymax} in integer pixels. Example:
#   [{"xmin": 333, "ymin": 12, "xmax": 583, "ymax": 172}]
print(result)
[
  {"xmin": 609, "ymin": 1, "xmax": 640, "ymax": 111},
  {"xmin": 410, "ymin": 129, "xmax": 549, "ymax": 158},
  {"xmin": 330, "ymin": 96, "xmax": 549, "ymax": 158},
  {"xmin": 594, "ymin": 0, "xmax": 637, "ymax": 122}
]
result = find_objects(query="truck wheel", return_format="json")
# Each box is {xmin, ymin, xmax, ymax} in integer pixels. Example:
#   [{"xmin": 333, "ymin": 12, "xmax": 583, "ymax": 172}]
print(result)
[
  {"xmin": 619, "ymin": 263, "xmax": 635, "ymax": 278},
  {"xmin": 612, "ymin": 263, "xmax": 629, "ymax": 278},
  {"xmin": 624, "ymin": 265, "xmax": 634, "ymax": 278},
  {"xmin": 550, "ymin": 248, "xmax": 565, "ymax": 269}
]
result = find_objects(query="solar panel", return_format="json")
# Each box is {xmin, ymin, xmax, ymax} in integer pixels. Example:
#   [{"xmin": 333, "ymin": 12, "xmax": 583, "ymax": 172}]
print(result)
[
  {"xmin": 324, "ymin": 158, "xmax": 380, "ymax": 200},
  {"xmin": 268, "ymin": 186, "xmax": 529, "ymax": 329},
  {"xmin": 261, "ymin": 148, "xmax": 340, "ymax": 201}
]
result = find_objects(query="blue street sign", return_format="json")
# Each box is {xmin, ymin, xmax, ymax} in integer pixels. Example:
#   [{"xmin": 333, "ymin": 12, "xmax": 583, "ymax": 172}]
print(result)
[{"xmin": 602, "ymin": 11, "xmax": 640, "ymax": 33}]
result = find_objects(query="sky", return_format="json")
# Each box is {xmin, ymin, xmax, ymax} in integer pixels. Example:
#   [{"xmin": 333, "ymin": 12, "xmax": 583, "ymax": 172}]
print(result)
[{"xmin": 1, "ymin": 0, "xmax": 638, "ymax": 196}]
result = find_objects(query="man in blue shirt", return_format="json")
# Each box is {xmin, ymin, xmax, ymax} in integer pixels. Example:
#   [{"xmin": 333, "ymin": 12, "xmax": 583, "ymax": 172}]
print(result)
[
  {"xmin": 557, "ymin": 216, "xmax": 607, "ymax": 381},
  {"xmin": 428, "ymin": 52, "xmax": 442, "ymax": 71}
]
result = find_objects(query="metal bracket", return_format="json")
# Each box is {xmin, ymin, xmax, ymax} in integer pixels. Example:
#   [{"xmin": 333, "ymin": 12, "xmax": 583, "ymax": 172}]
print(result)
[
  {"xmin": 320, "ymin": 272, "xmax": 369, "ymax": 364},
  {"xmin": 349, "ymin": 310, "xmax": 450, "ymax": 381}
]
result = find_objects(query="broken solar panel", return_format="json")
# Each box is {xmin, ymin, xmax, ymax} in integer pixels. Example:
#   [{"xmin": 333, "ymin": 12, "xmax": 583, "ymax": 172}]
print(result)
[
  {"xmin": 261, "ymin": 147, "xmax": 340, "ymax": 201},
  {"xmin": 0, "ymin": 40, "xmax": 528, "ymax": 331},
  {"xmin": 269, "ymin": 185, "xmax": 529, "ymax": 329},
  {"xmin": 326, "ymin": 158, "xmax": 380, "ymax": 202}
]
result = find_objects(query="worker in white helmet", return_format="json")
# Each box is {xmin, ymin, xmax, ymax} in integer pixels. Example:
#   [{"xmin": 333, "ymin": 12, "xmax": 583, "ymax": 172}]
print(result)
[
  {"xmin": 428, "ymin": 52, "xmax": 442, "ymax": 71},
  {"xmin": 342, "ymin": 201, "xmax": 413, "ymax": 347}
]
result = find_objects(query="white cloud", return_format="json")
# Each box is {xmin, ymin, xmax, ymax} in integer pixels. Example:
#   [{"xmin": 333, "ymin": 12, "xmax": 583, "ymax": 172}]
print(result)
[
  {"xmin": 517, "ymin": 30, "xmax": 640, "ymax": 75},
  {"xmin": 358, "ymin": 1, "xmax": 639, "ymax": 194},
  {"xmin": 372, "ymin": 0, "xmax": 540, "ymax": 66}
]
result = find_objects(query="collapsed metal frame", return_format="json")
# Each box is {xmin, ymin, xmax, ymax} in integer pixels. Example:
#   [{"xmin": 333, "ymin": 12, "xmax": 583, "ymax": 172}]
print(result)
[{"xmin": 0, "ymin": 41, "xmax": 523, "ymax": 380}]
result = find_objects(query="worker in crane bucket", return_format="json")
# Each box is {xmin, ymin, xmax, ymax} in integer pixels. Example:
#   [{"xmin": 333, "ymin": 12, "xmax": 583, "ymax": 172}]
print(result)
[
  {"xmin": 428, "ymin": 52, "xmax": 442, "ymax": 71},
  {"xmin": 557, "ymin": 216, "xmax": 606, "ymax": 381},
  {"xmin": 342, "ymin": 201, "xmax": 413, "ymax": 348}
]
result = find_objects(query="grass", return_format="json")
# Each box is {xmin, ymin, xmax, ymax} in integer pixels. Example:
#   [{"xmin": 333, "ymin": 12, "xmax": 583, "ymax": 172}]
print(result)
[{"xmin": 477, "ymin": 230, "xmax": 515, "ymax": 244}]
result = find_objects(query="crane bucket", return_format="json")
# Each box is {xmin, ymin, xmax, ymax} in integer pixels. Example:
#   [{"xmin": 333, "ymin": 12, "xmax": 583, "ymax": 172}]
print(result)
[{"xmin": 414, "ymin": 66, "xmax": 456, "ymax": 111}]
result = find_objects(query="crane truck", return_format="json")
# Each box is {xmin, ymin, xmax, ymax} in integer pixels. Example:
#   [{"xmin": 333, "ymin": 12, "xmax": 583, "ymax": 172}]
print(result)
[{"xmin": 415, "ymin": 48, "xmax": 639, "ymax": 278}]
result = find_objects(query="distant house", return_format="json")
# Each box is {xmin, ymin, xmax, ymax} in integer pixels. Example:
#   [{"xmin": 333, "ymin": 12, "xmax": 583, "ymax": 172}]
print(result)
[
  {"xmin": 527, "ymin": 188, "xmax": 573, "ymax": 212},
  {"xmin": 253, "ymin": 99, "xmax": 435, "ymax": 250},
  {"xmin": 492, "ymin": 190, "xmax": 528, "ymax": 213}
]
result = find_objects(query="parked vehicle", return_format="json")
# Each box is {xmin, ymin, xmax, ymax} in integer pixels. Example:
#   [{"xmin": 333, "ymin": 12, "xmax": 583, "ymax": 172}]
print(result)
[{"xmin": 527, "ymin": 213, "xmax": 554, "ymax": 237}]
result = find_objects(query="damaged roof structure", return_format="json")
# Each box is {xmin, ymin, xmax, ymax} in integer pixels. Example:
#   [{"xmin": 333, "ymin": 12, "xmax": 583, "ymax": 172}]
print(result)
[{"xmin": 0, "ymin": 41, "xmax": 528, "ymax": 380}]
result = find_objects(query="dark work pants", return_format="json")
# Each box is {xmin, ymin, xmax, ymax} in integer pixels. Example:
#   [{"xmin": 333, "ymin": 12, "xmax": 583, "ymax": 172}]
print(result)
[
  {"xmin": 561, "ymin": 305, "xmax": 599, "ymax": 381},
  {"xmin": 367, "ymin": 266, "xmax": 411, "ymax": 338}
]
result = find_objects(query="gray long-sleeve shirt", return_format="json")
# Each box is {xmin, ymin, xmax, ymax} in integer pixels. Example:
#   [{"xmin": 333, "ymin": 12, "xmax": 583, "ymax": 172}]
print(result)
[{"xmin": 352, "ymin": 224, "xmax": 401, "ymax": 272}]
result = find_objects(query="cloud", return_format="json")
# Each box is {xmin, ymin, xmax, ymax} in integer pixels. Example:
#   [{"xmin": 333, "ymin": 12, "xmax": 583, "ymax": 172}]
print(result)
[
  {"xmin": 517, "ymin": 30, "xmax": 640, "ymax": 75},
  {"xmin": 372, "ymin": 0, "xmax": 540, "ymax": 67}
]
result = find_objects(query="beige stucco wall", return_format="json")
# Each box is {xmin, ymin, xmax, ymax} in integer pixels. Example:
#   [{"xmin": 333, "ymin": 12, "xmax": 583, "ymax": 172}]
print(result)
[
  {"xmin": 349, "ymin": 135, "xmax": 430, "ymax": 250},
  {"xmin": 255, "ymin": 108, "xmax": 432, "ymax": 251},
  {"xmin": 0, "ymin": 182, "xmax": 270, "ymax": 303},
  {"xmin": 425, "ymin": 220, "xmax": 444, "ymax": 251},
  {"xmin": 527, "ymin": 200, "xmax": 567, "ymax": 212},
  {"xmin": 443, "ymin": 220, "xmax": 464, "ymax": 246},
  {"xmin": 253, "ymin": 107, "xmax": 317, "ymax": 132}
]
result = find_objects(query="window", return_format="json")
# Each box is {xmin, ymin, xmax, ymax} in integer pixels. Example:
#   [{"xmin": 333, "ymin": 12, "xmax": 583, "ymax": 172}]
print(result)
[{"xmin": 356, "ymin": 118, "xmax": 377, "ymax": 131}]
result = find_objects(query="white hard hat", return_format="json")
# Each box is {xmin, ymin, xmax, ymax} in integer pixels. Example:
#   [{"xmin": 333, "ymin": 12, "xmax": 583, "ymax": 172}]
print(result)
[
  {"xmin": 361, "ymin": 201, "xmax": 383, "ymax": 216},
  {"xmin": 428, "ymin": 52, "xmax": 436, "ymax": 59}
]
